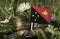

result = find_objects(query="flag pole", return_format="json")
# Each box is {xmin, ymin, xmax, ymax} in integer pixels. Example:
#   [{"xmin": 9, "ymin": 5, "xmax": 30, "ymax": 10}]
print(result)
[{"xmin": 31, "ymin": 22, "xmax": 33, "ymax": 30}]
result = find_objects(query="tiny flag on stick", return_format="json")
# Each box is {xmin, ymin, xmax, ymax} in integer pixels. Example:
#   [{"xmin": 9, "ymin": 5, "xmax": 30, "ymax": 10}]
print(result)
[{"xmin": 30, "ymin": 6, "xmax": 52, "ymax": 24}]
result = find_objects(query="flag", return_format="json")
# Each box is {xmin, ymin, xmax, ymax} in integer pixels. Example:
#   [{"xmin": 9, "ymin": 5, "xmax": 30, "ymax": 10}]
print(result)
[{"xmin": 30, "ymin": 6, "xmax": 52, "ymax": 24}]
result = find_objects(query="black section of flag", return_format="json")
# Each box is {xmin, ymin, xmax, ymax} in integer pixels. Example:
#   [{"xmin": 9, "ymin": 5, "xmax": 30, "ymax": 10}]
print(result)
[{"xmin": 30, "ymin": 7, "xmax": 49, "ymax": 24}]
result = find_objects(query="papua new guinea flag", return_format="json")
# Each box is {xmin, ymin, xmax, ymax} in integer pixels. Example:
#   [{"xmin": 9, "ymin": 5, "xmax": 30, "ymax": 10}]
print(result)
[{"xmin": 30, "ymin": 6, "xmax": 52, "ymax": 24}]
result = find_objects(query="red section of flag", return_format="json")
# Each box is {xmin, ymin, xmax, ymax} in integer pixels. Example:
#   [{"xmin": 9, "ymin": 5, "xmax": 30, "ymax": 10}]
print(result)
[{"xmin": 32, "ymin": 6, "xmax": 52, "ymax": 23}]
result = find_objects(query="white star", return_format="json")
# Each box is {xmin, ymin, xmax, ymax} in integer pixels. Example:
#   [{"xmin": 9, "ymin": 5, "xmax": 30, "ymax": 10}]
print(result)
[
  {"xmin": 37, "ymin": 15, "xmax": 39, "ymax": 17},
  {"xmin": 35, "ymin": 12, "xmax": 37, "ymax": 14},
  {"xmin": 34, "ymin": 19, "xmax": 36, "ymax": 21}
]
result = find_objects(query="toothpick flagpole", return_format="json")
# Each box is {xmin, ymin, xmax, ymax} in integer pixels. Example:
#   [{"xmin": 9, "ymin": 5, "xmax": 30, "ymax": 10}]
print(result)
[{"xmin": 31, "ymin": 22, "xmax": 33, "ymax": 30}]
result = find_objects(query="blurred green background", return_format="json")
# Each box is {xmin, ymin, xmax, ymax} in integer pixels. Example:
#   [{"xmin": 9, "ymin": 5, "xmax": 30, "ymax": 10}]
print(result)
[{"xmin": 0, "ymin": 0, "xmax": 60, "ymax": 39}]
